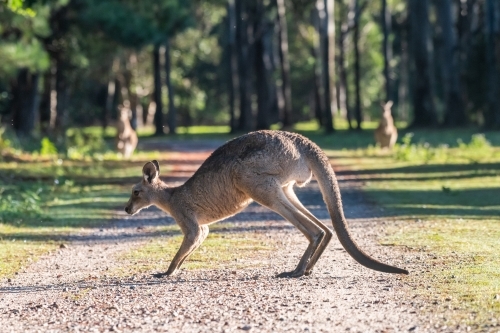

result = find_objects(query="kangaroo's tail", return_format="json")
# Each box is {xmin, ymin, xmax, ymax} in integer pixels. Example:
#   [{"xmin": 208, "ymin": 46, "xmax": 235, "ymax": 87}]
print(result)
[{"xmin": 301, "ymin": 140, "xmax": 409, "ymax": 275}]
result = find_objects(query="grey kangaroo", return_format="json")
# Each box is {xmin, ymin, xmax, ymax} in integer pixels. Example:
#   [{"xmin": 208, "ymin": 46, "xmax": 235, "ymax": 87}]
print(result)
[{"xmin": 124, "ymin": 130, "xmax": 408, "ymax": 278}]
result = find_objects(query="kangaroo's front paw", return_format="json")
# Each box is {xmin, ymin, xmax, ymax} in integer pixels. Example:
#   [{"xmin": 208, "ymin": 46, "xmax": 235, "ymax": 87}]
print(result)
[{"xmin": 152, "ymin": 272, "xmax": 169, "ymax": 278}]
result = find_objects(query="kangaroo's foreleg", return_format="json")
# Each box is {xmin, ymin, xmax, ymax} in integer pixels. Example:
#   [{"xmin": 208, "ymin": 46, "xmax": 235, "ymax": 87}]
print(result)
[
  {"xmin": 153, "ymin": 224, "xmax": 209, "ymax": 278},
  {"xmin": 283, "ymin": 184, "xmax": 333, "ymax": 275}
]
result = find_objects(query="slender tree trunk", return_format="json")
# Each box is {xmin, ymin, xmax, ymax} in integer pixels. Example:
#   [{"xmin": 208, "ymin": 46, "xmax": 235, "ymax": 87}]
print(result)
[
  {"xmin": 338, "ymin": 0, "xmax": 352, "ymax": 129},
  {"xmin": 227, "ymin": 0, "xmax": 240, "ymax": 133},
  {"xmin": 398, "ymin": 22, "xmax": 410, "ymax": 122},
  {"xmin": 54, "ymin": 57, "xmax": 68, "ymax": 135},
  {"xmin": 437, "ymin": 0, "xmax": 466, "ymax": 126},
  {"xmin": 12, "ymin": 69, "xmax": 39, "ymax": 137},
  {"xmin": 255, "ymin": 1, "xmax": 274, "ymax": 130},
  {"xmin": 236, "ymin": 0, "xmax": 253, "ymax": 131},
  {"xmin": 153, "ymin": 44, "xmax": 164, "ymax": 136},
  {"xmin": 128, "ymin": 53, "xmax": 141, "ymax": 129},
  {"xmin": 275, "ymin": 0, "xmax": 293, "ymax": 128},
  {"xmin": 311, "ymin": 7, "xmax": 325, "ymax": 127},
  {"xmin": 103, "ymin": 58, "xmax": 119, "ymax": 130},
  {"xmin": 39, "ymin": 70, "xmax": 52, "ymax": 134},
  {"xmin": 165, "ymin": 39, "xmax": 176, "ymax": 134},
  {"xmin": 409, "ymin": 0, "xmax": 437, "ymax": 127},
  {"xmin": 326, "ymin": 0, "xmax": 337, "ymax": 121},
  {"xmin": 485, "ymin": 0, "xmax": 500, "ymax": 128},
  {"xmin": 381, "ymin": 0, "xmax": 392, "ymax": 102},
  {"xmin": 352, "ymin": 0, "xmax": 362, "ymax": 130},
  {"xmin": 318, "ymin": 0, "xmax": 334, "ymax": 133}
]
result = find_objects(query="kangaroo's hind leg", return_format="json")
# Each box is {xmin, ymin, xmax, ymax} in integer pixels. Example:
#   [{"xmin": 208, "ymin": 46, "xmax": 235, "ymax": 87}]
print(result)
[
  {"xmin": 283, "ymin": 184, "xmax": 333, "ymax": 275},
  {"xmin": 242, "ymin": 180, "xmax": 326, "ymax": 278}
]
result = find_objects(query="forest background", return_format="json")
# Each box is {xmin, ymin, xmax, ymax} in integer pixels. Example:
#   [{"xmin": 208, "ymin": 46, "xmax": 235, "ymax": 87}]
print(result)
[{"xmin": 2, "ymin": 0, "xmax": 500, "ymax": 146}]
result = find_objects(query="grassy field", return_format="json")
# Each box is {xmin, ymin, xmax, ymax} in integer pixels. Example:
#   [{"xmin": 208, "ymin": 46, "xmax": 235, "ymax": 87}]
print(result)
[{"xmin": 1, "ymin": 123, "xmax": 500, "ymax": 328}]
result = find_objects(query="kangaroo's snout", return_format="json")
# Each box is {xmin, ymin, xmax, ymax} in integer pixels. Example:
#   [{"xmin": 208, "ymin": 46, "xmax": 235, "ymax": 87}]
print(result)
[{"xmin": 125, "ymin": 206, "xmax": 131, "ymax": 214}]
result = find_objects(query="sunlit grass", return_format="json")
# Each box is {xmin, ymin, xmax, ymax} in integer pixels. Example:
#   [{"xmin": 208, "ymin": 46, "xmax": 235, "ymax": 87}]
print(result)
[
  {"xmin": 0, "ymin": 240, "xmax": 57, "ymax": 277},
  {"xmin": 334, "ymin": 141, "xmax": 500, "ymax": 326},
  {"xmin": 116, "ymin": 231, "xmax": 277, "ymax": 276}
]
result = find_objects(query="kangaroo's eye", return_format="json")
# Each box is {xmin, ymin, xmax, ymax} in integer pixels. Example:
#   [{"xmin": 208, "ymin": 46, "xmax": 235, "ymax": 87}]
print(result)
[{"xmin": 133, "ymin": 190, "xmax": 140, "ymax": 196}]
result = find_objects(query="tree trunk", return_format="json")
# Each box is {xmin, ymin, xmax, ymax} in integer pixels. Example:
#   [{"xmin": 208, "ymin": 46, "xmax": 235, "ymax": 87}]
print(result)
[
  {"xmin": 381, "ymin": 0, "xmax": 392, "ymax": 102},
  {"xmin": 153, "ymin": 44, "xmax": 164, "ymax": 136},
  {"xmin": 352, "ymin": 0, "xmax": 362, "ymax": 130},
  {"xmin": 275, "ymin": 0, "xmax": 293, "ymax": 128},
  {"xmin": 12, "ymin": 69, "xmax": 39, "ymax": 137},
  {"xmin": 236, "ymin": 0, "xmax": 253, "ymax": 132},
  {"xmin": 485, "ymin": 0, "xmax": 500, "ymax": 128},
  {"xmin": 255, "ymin": 1, "xmax": 273, "ymax": 130},
  {"xmin": 437, "ymin": 0, "xmax": 466, "ymax": 126},
  {"xmin": 39, "ymin": 70, "xmax": 53, "ymax": 135},
  {"xmin": 312, "ymin": 6, "xmax": 325, "ymax": 127},
  {"xmin": 338, "ymin": 0, "xmax": 351, "ymax": 129},
  {"xmin": 409, "ymin": 0, "xmax": 437, "ymax": 127},
  {"xmin": 103, "ymin": 58, "xmax": 119, "ymax": 130},
  {"xmin": 326, "ymin": 0, "xmax": 337, "ymax": 123},
  {"xmin": 54, "ymin": 57, "xmax": 68, "ymax": 135},
  {"xmin": 165, "ymin": 38, "xmax": 176, "ymax": 134},
  {"xmin": 318, "ymin": 0, "xmax": 334, "ymax": 133},
  {"xmin": 227, "ymin": 0, "xmax": 240, "ymax": 133}
]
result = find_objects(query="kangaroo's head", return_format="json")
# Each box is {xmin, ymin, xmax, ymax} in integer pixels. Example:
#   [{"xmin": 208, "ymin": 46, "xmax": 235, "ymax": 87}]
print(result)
[
  {"xmin": 379, "ymin": 100, "xmax": 394, "ymax": 126},
  {"xmin": 125, "ymin": 160, "xmax": 162, "ymax": 215}
]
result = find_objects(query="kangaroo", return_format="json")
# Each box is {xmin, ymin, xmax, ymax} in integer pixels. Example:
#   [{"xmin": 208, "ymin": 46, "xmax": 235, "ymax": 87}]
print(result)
[
  {"xmin": 375, "ymin": 101, "xmax": 398, "ymax": 149},
  {"xmin": 116, "ymin": 103, "xmax": 138, "ymax": 158},
  {"xmin": 124, "ymin": 130, "xmax": 408, "ymax": 278}
]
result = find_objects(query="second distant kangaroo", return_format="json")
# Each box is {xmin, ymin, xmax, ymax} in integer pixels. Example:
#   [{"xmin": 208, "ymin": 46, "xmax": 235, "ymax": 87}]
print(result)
[
  {"xmin": 116, "ymin": 103, "xmax": 138, "ymax": 158},
  {"xmin": 124, "ymin": 130, "xmax": 409, "ymax": 278},
  {"xmin": 375, "ymin": 101, "xmax": 398, "ymax": 149}
]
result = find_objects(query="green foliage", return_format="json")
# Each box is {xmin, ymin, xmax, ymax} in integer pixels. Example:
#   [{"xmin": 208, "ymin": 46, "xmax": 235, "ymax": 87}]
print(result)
[
  {"xmin": 65, "ymin": 128, "xmax": 108, "ymax": 159},
  {"xmin": 39, "ymin": 137, "xmax": 57, "ymax": 156},
  {"xmin": 393, "ymin": 133, "xmax": 494, "ymax": 163},
  {"xmin": 0, "ymin": 126, "xmax": 12, "ymax": 150},
  {"xmin": 0, "ymin": 185, "xmax": 46, "ymax": 225}
]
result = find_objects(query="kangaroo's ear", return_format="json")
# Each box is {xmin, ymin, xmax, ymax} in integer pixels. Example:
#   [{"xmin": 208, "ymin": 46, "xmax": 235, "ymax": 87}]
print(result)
[
  {"xmin": 142, "ymin": 161, "xmax": 159, "ymax": 184},
  {"xmin": 385, "ymin": 100, "xmax": 394, "ymax": 109},
  {"xmin": 151, "ymin": 160, "xmax": 160, "ymax": 174}
]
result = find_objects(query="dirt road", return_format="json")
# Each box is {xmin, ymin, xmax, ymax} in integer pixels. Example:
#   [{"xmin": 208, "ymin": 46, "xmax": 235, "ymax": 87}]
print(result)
[{"xmin": 0, "ymin": 141, "xmax": 440, "ymax": 332}]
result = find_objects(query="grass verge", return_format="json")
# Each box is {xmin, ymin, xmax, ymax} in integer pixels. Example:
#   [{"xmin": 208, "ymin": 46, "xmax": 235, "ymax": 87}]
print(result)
[
  {"xmin": 330, "ymin": 136, "xmax": 500, "ymax": 328},
  {"xmin": 115, "ymin": 229, "xmax": 277, "ymax": 276}
]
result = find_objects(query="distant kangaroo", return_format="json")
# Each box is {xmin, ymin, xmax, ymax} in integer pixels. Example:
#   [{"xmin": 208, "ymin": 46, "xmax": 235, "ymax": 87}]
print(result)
[
  {"xmin": 375, "ymin": 101, "xmax": 398, "ymax": 149},
  {"xmin": 124, "ymin": 130, "xmax": 408, "ymax": 278},
  {"xmin": 116, "ymin": 103, "xmax": 138, "ymax": 158}
]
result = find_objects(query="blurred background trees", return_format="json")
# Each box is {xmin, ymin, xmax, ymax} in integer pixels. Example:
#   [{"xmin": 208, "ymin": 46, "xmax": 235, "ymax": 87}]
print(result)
[{"xmin": 1, "ymin": 0, "xmax": 500, "ymax": 141}]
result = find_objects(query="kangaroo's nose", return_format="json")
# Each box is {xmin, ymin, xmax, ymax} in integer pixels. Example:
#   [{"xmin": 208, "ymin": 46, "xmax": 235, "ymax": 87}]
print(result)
[{"xmin": 125, "ymin": 207, "xmax": 130, "ymax": 214}]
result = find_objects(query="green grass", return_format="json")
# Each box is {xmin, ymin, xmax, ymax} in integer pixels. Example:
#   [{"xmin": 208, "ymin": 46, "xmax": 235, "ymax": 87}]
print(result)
[
  {"xmin": 0, "ymin": 149, "xmax": 173, "ymax": 278},
  {"xmin": 116, "ymin": 230, "xmax": 276, "ymax": 276},
  {"xmin": 2, "ymin": 123, "xmax": 500, "ymax": 329},
  {"xmin": 330, "ymin": 138, "xmax": 500, "ymax": 327}
]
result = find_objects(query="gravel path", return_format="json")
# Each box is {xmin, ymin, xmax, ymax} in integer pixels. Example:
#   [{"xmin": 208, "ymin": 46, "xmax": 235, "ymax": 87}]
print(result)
[{"xmin": 0, "ymin": 140, "xmax": 442, "ymax": 332}]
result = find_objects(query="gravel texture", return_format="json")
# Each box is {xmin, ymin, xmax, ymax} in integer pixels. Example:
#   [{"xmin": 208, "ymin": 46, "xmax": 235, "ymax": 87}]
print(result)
[{"xmin": 0, "ymin": 140, "xmax": 455, "ymax": 332}]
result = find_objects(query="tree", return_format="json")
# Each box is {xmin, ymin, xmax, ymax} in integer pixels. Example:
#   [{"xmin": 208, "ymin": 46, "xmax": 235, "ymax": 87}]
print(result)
[
  {"xmin": 153, "ymin": 44, "xmax": 164, "ymax": 135},
  {"xmin": 485, "ymin": 0, "xmax": 500, "ymax": 128},
  {"xmin": 165, "ymin": 38, "xmax": 176, "ymax": 134},
  {"xmin": 352, "ymin": 0, "xmax": 362, "ymax": 130},
  {"xmin": 436, "ymin": 0, "xmax": 466, "ymax": 126},
  {"xmin": 381, "ymin": 0, "xmax": 391, "ymax": 103},
  {"xmin": 235, "ymin": 0, "xmax": 253, "ymax": 131},
  {"xmin": 409, "ymin": 0, "xmax": 437, "ymax": 127},
  {"xmin": 317, "ymin": 0, "xmax": 335, "ymax": 133},
  {"xmin": 275, "ymin": 0, "xmax": 293, "ymax": 128},
  {"xmin": 227, "ymin": 0, "xmax": 239, "ymax": 133}
]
